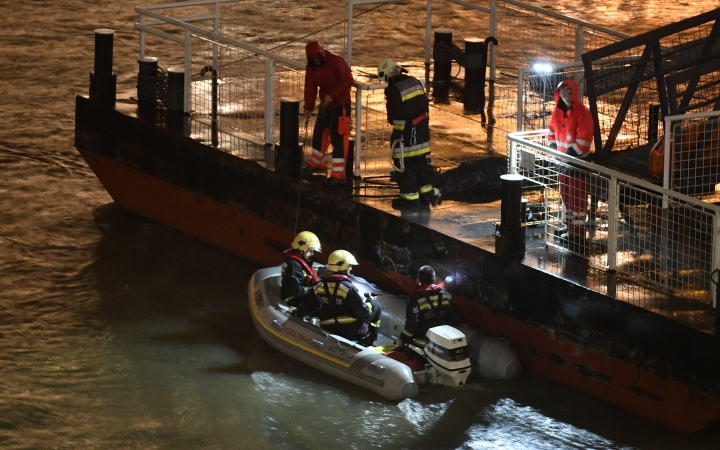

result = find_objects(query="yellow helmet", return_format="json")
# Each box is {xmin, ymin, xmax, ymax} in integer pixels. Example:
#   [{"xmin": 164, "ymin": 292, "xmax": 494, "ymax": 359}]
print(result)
[
  {"xmin": 377, "ymin": 58, "xmax": 398, "ymax": 83},
  {"xmin": 327, "ymin": 250, "xmax": 358, "ymax": 272},
  {"xmin": 291, "ymin": 231, "xmax": 321, "ymax": 252}
]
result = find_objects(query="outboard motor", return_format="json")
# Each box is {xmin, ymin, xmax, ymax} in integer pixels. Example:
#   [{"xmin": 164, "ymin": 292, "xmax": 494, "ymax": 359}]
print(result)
[{"xmin": 415, "ymin": 325, "xmax": 472, "ymax": 386}]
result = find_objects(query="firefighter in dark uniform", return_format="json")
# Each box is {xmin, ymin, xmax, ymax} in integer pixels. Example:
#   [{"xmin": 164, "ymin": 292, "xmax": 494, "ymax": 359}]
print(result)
[
  {"xmin": 281, "ymin": 231, "xmax": 322, "ymax": 307},
  {"xmin": 293, "ymin": 250, "xmax": 381, "ymax": 346},
  {"xmin": 378, "ymin": 58, "xmax": 442, "ymax": 210},
  {"xmin": 399, "ymin": 265, "xmax": 461, "ymax": 348}
]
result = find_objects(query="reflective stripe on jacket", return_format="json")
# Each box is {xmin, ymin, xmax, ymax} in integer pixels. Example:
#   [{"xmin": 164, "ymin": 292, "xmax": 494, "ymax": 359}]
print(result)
[
  {"xmin": 401, "ymin": 284, "xmax": 458, "ymax": 347},
  {"xmin": 385, "ymin": 74, "xmax": 431, "ymax": 159},
  {"xmin": 547, "ymin": 79, "xmax": 594, "ymax": 158},
  {"xmin": 313, "ymin": 273, "xmax": 368, "ymax": 326}
]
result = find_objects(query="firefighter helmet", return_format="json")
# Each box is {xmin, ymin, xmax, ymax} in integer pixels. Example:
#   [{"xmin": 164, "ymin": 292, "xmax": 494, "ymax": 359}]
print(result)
[
  {"xmin": 377, "ymin": 58, "xmax": 398, "ymax": 83},
  {"xmin": 327, "ymin": 250, "xmax": 358, "ymax": 272},
  {"xmin": 291, "ymin": 231, "xmax": 321, "ymax": 253}
]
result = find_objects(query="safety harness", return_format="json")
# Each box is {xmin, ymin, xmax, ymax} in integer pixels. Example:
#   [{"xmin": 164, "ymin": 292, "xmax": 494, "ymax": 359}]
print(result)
[{"xmin": 316, "ymin": 274, "xmax": 358, "ymax": 327}]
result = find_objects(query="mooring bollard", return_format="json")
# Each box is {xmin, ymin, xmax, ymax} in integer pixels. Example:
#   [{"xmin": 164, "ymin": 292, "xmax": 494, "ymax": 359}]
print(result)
[
  {"xmin": 165, "ymin": 67, "xmax": 189, "ymax": 135},
  {"xmin": 495, "ymin": 174, "xmax": 526, "ymax": 259},
  {"xmin": 137, "ymin": 56, "xmax": 161, "ymax": 105},
  {"xmin": 432, "ymin": 28, "xmax": 453, "ymax": 103},
  {"xmin": 275, "ymin": 98, "xmax": 303, "ymax": 176},
  {"xmin": 463, "ymin": 37, "xmax": 484, "ymax": 112},
  {"xmin": 165, "ymin": 67, "xmax": 185, "ymax": 113},
  {"xmin": 89, "ymin": 29, "xmax": 116, "ymax": 108}
]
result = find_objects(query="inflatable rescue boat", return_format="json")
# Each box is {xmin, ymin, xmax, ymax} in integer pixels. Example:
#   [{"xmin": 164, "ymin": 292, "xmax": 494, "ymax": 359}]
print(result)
[{"xmin": 248, "ymin": 266, "xmax": 521, "ymax": 400}]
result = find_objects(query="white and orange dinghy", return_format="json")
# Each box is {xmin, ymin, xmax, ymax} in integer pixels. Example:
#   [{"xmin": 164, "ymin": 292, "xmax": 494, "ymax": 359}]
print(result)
[{"xmin": 248, "ymin": 266, "xmax": 521, "ymax": 400}]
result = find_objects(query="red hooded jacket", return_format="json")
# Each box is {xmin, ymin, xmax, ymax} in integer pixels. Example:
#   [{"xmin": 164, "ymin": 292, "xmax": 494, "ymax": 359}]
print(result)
[
  {"xmin": 547, "ymin": 79, "xmax": 594, "ymax": 158},
  {"xmin": 303, "ymin": 41, "xmax": 354, "ymax": 112}
]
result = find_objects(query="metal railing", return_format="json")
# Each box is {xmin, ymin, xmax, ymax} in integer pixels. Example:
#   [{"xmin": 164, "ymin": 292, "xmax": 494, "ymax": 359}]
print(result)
[
  {"xmin": 662, "ymin": 111, "xmax": 720, "ymax": 197},
  {"xmin": 508, "ymin": 129, "xmax": 720, "ymax": 307},
  {"xmin": 135, "ymin": 0, "xmax": 399, "ymax": 176},
  {"xmin": 133, "ymin": 0, "xmax": 633, "ymax": 176},
  {"xmin": 422, "ymin": 0, "xmax": 631, "ymax": 150}
]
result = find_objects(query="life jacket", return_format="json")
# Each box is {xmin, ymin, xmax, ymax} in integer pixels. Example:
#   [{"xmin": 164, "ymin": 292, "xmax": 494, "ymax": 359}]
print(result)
[
  {"xmin": 403, "ymin": 284, "xmax": 454, "ymax": 347},
  {"xmin": 285, "ymin": 252, "xmax": 319, "ymax": 285},
  {"xmin": 314, "ymin": 273, "xmax": 359, "ymax": 326},
  {"xmin": 414, "ymin": 284, "xmax": 451, "ymax": 324}
]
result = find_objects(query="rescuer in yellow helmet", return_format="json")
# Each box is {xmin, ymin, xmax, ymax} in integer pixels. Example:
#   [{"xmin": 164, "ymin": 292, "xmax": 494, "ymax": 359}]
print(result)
[
  {"xmin": 294, "ymin": 250, "xmax": 381, "ymax": 346},
  {"xmin": 281, "ymin": 231, "xmax": 322, "ymax": 306}
]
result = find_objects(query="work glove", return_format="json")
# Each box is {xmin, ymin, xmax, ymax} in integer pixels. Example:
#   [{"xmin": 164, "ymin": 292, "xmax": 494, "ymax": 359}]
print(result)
[
  {"xmin": 357, "ymin": 321, "xmax": 369, "ymax": 336},
  {"xmin": 548, "ymin": 142, "xmax": 557, "ymax": 150}
]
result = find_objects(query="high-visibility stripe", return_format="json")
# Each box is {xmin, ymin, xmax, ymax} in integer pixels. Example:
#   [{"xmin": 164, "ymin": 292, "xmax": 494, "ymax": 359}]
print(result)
[
  {"xmin": 320, "ymin": 316, "xmax": 357, "ymax": 326},
  {"xmin": 401, "ymin": 89, "xmax": 425, "ymax": 102},
  {"xmin": 419, "ymin": 184, "xmax": 433, "ymax": 194},
  {"xmin": 315, "ymin": 285, "xmax": 350, "ymax": 298},
  {"xmin": 392, "ymin": 143, "xmax": 430, "ymax": 158},
  {"xmin": 400, "ymin": 192, "xmax": 420, "ymax": 201},
  {"xmin": 310, "ymin": 147, "xmax": 326, "ymax": 167}
]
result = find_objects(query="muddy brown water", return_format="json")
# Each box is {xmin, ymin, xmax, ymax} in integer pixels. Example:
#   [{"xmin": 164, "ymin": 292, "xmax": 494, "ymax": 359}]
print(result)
[{"xmin": 2, "ymin": 1, "xmax": 720, "ymax": 448}]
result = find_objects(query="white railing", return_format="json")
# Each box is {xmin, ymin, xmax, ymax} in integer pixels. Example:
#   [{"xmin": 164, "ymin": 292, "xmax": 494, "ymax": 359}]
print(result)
[
  {"xmin": 427, "ymin": 0, "xmax": 631, "ymax": 84},
  {"xmin": 131, "ymin": 0, "xmax": 635, "ymax": 178},
  {"xmin": 135, "ymin": 0, "xmax": 399, "ymax": 176},
  {"xmin": 508, "ymin": 129, "xmax": 720, "ymax": 307}
]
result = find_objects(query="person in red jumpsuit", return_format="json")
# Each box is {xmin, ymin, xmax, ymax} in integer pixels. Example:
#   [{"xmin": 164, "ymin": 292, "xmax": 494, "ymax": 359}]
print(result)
[
  {"xmin": 547, "ymin": 79, "xmax": 594, "ymax": 248},
  {"xmin": 302, "ymin": 41, "xmax": 354, "ymax": 188}
]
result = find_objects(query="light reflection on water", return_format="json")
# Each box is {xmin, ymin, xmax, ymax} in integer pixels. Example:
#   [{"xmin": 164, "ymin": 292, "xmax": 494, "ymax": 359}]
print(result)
[
  {"xmin": 464, "ymin": 399, "xmax": 629, "ymax": 450},
  {"xmin": 3, "ymin": 0, "xmax": 720, "ymax": 449}
]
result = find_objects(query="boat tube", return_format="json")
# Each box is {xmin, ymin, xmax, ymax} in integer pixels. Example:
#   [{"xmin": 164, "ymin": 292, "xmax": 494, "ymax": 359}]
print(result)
[{"xmin": 248, "ymin": 266, "xmax": 521, "ymax": 400}]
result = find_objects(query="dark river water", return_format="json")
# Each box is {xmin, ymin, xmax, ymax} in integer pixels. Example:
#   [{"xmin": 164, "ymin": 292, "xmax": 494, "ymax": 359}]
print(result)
[{"xmin": 2, "ymin": 1, "xmax": 720, "ymax": 449}]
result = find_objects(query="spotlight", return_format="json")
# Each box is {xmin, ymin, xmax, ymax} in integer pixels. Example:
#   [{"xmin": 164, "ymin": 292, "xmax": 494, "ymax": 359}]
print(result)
[{"xmin": 532, "ymin": 62, "xmax": 553, "ymax": 74}]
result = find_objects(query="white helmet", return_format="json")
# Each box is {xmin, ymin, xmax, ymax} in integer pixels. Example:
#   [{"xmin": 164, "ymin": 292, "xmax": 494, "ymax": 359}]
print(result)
[
  {"xmin": 377, "ymin": 58, "xmax": 398, "ymax": 83},
  {"xmin": 290, "ymin": 231, "xmax": 321, "ymax": 252},
  {"xmin": 327, "ymin": 250, "xmax": 358, "ymax": 272}
]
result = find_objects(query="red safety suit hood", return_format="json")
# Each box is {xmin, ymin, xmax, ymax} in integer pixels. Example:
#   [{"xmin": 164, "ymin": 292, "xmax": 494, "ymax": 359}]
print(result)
[
  {"xmin": 305, "ymin": 41, "xmax": 326, "ymax": 61},
  {"xmin": 554, "ymin": 79, "xmax": 580, "ymax": 108},
  {"xmin": 417, "ymin": 283, "xmax": 443, "ymax": 293}
]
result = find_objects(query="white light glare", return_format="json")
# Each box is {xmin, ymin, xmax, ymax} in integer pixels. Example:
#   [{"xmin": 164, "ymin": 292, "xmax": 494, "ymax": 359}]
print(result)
[{"xmin": 533, "ymin": 62, "xmax": 553, "ymax": 74}]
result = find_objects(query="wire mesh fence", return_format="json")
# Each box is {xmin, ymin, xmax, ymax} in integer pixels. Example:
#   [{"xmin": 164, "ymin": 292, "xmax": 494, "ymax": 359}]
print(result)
[
  {"xmin": 135, "ymin": 0, "xmax": 632, "ymax": 175},
  {"xmin": 583, "ymin": 12, "xmax": 720, "ymax": 157},
  {"xmin": 354, "ymin": 85, "xmax": 393, "ymax": 177},
  {"xmin": 664, "ymin": 112, "xmax": 720, "ymax": 197},
  {"xmin": 218, "ymin": 0, "xmax": 347, "ymax": 64},
  {"xmin": 422, "ymin": 0, "xmax": 629, "ymax": 152},
  {"xmin": 509, "ymin": 130, "xmax": 720, "ymax": 304},
  {"xmin": 517, "ymin": 63, "xmax": 586, "ymax": 133}
]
